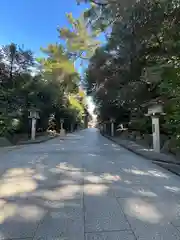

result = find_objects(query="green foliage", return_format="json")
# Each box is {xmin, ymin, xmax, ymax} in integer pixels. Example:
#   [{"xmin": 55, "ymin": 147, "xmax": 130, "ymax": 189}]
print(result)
[
  {"xmin": 6, "ymin": 0, "xmax": 180, "ymax": 142},
  {"xmin": 68, "ymin": 94, "xmax": 85, "ymax": 123},
  {"xmin": 59, "ymin": 13, "xmax": 100, "ymax": 59},
  {"xmin": 38, "ymin": 43, "xmax": 80, "ymax": 95},
  {"xmin": 0, "ymin": 42, "xmax": 84, "ymax": 138},
  {"xmin": 83, "ymin": 0, "xmax": 180, "ymax": 142},
  {"xmin": 39, "ymin": 44, "xmax": 76, "ymax": 75},
  {"xmin": 160, "ymin": 65, "xmax": 180, "ymax": 138}
]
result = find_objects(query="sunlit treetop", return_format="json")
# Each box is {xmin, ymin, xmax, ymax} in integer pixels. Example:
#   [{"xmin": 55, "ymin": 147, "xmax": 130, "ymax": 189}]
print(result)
[
  {"xmin": 59, "ymin": 13, "xmax": 101, "ymax": 59},
  {"xmin": 38, "ymin": 44, "xmax": 76, "ymax": 75}
]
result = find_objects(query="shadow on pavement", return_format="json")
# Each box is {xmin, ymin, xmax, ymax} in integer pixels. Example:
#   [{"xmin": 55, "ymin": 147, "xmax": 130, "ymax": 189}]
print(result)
[{"xmin": 0, "ymin": 129, "xmax": 180, "ymax": 239}]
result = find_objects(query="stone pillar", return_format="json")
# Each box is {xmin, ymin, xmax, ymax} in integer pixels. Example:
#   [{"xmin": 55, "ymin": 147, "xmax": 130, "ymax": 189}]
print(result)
[
  {"xmin": 31, "ymin": 118, "xmax": 36, "ymax": 140},
  {"xmin": 104, "ymin": 123, "xmax": 106, "ymax": 134},
  {"xmin": 152, "ymin": 116, "xmax": 160, "ymax": 152},
  {"xmin": 71, "ymin": 123, "xmax": 73, "ymax": 132},
  {"xmin": 111, "ymin": 121, "xmax": 114, "ymax": 137},
  {"xmin": 60, "ymin": 119, "xmax": 65, "ymax": 137}
]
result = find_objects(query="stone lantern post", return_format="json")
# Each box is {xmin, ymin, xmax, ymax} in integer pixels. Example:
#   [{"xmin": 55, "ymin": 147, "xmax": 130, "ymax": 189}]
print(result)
[
  {"xmin": 28, "ymin": 108, "xmax": 40, "ymax": 140},
  {"xmin": 141, "ymin": 66, "xmax": 165, "ymax": 152},
  {"xmin": 103, "ymin": 122, "xmax": 106, "ymax": 134},
  {"xmin": 145, "ymin": 102, "xmax": 165, "ymax": 152},
  {"xmin": 110, "ymin": 118, "xmax": 115, "ymax": 137},
  {"xmin": 60, "ymin": 118, "xmax": 65, "ymax": 137}
]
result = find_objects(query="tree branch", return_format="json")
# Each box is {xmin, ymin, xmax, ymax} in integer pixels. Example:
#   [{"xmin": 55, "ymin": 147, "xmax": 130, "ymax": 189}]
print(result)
[
  {"xmin": 90, "ymin": 0, "xmax": 111, "ymax": 6},
  {"xmin": 90, "ymin": 0, "xmax": 117, "ymax": 6}
]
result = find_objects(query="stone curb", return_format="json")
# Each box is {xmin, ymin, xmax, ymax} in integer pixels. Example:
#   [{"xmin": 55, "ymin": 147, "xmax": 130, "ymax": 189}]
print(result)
[
  {"xmin": 16, "ymin": 134, "xmax": 59, "ymax": 145},
  {"xmin": 16, "ymin": 130, "xmax": 80, "ymax": 145}
]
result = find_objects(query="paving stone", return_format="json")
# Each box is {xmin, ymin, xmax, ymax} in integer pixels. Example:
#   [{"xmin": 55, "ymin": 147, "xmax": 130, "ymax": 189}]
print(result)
[
  {"xmin": 84, "ymin": 195, "xmax": 130, "ymax": 232},
  {"xmin": 34, "ymin": 199, "xmax": 84, "ymax": 240},
  {"xmin": 83, "ymin": 171, "xmax": 122, "ymax": 186},
  {"xmin": 1, "ymin": 129, "xmax": 180, "ymax": 240},
  {"xmin": 176, "ymin": 226, "xmax": 180, "ymax": 233},
  {"xmin": 150, "ymin": 185, "xmax": 180, "ymax": 200},
  {"xmin": 115, "ymin": 170, "xmax": 180, "ymax": 187},
  {"xmin": 118, "ymin": 197, "xmax": 180, "ymax": 224},
  {"xmin": 31, "ymin": 184, "xmax": 83, "ymax": 201},
  {"xmin": 86, "ymin": 231, "xmax": 135, "ymax": 240},
  {"xmin": 133, "ymin": 223, "xmax": 180, "ymax": 240},
  {"xmin": 170, "ymin": 202, "xmax": 180, "ymax": 227},
  {"xmin": 118, "ymin": 197, "xmax": 180, "ymax": 239},
  {"xmin": 83, "ymin": 161, "xmax": 124, "ymax": 174},
  {"xmin": 0, "ymin": 198, "xmax": 47, "ymax": 239},
  {"xmin": 111, "ymin": 184, "xmax": 157, "ymax": 198}
]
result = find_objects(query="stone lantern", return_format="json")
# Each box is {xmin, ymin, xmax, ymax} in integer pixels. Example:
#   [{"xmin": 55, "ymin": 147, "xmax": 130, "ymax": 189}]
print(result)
[
  {"xmin": 144, "ymin": 100, "xmax": 165, "ymax": 152},
  {"xmin": 28, "ymin": 108, "xmax": 40, "ymax": 140},
  {"xmin": 141, "ymin": 66, "xmax": 165, "ymax": 152},
  {"xmin": 60, "ymin": 118, "xmax": 66, "ymax": 137},
  {"xmin": 83, "ymin": 108, "xmax": 89, "ymax": 129},
  {"xmin": 110, "ymin": 118, "xmax": 115, "ymax": 137}
]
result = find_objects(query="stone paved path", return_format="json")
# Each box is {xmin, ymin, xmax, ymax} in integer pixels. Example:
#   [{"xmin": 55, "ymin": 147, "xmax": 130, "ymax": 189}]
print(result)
[{"xmin": 1, "ymin": 128, "xmax": 180, "ymax": 240}]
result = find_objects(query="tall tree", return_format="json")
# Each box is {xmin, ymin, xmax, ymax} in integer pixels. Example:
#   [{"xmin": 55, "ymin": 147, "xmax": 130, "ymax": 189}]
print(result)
[
  {"xmin": 83, "ymin": 0, "xmax": 180, "ymax": 139},
  {"xmin": 59, "ymin": 13, "xmax": 101, "ymax": 59}
]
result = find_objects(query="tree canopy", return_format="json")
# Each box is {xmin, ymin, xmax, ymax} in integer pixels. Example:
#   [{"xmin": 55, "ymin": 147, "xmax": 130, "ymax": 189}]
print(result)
[
  {"xmin": 0, "ymin": 42, "xmax": 86, "ymax": 140},
  {"xmin": 2, "ymin": 0, "xmax": 180, "ymax": 144},
  {"xmin": 80, "ymin": 0, "xmax": 180, "ymax": 140}
]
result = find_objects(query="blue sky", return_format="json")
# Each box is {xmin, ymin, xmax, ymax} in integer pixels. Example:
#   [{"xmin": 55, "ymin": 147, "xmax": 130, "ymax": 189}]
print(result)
[
  {"xmin": 0, "ymin": 0, "xmax": 99, "ymax": 113},
  {"xmin": 0, "ymin": 0, "xmax": 88, "ymax": 57}
]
